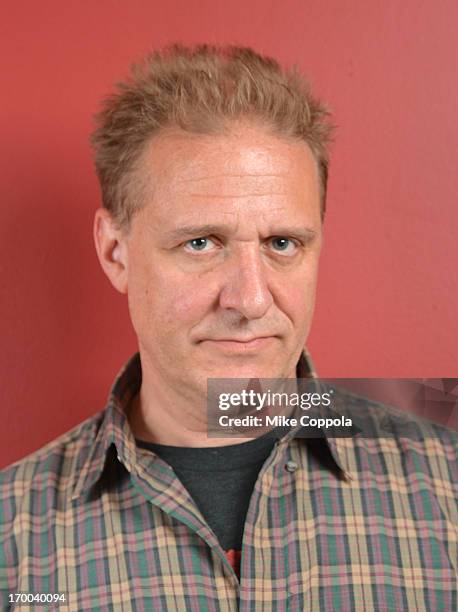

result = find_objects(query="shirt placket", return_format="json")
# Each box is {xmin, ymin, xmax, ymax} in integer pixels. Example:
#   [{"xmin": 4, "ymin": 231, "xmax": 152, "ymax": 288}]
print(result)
[
  {"xmin": 128, "ymin": 448, "xmax": 241, "ymax": 611},
  {"xmin": 239, "ymin": 438, "xmax": 294, "ymax": 612}
]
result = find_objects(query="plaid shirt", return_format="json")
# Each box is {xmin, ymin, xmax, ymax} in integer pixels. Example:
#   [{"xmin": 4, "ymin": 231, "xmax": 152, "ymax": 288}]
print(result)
[{"xmin": 1, "ymin": 352, "xmax": 457, "ymax": 611}]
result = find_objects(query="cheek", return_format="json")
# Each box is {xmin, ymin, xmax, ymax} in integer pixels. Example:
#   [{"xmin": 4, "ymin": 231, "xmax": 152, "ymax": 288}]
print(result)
[
  {"xmin": 285, "ymin": 285, "xmax": 316, "ymax": 320},
  {"xmin": 276, "ymin": 265, "xmax": 319, "ymax": 320},
  {"xmin": 161, "ymin": 285, "xmax": 210, "ymax": 326},
  {"xmin": 129, "ymin": 264, "xmax": 214, "ymax": 335}
]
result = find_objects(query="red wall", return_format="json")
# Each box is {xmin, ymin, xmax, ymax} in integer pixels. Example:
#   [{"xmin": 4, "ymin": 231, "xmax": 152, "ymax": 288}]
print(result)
[{"xmin": 1, "ymin": 1, "xmax": 457, "ymax": 467}]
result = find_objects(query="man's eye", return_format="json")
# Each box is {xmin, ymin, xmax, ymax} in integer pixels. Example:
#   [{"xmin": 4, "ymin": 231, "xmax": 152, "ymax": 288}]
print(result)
[
  {"xmin": 184, "ymin": 237, "xmax": 216, "ymax": 252},
  {"xmin": 269, "ymin": 237, "xmax": 297, "ymax": 254}
]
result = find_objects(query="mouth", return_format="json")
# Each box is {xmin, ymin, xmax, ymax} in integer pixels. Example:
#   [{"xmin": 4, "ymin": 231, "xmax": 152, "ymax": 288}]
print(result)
[{"xmin": 199, "ymin": 336, "xmax": 277, "ymax": 352}]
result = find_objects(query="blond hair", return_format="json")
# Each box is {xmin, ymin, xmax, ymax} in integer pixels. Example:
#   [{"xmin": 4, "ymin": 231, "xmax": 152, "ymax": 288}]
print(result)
[{"xmin": 91, "ymin": 44, "xmax": 335, "ymax": 230}]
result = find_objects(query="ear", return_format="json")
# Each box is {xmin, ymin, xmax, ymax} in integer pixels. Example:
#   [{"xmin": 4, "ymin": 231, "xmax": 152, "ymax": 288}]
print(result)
[{"xmin": 93, "ymin": 208, "xmax": 128, "ymax": 294}]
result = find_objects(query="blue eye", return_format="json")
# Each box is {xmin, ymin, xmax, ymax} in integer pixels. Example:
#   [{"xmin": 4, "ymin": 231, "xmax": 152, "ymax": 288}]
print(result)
[
  {"xmin": 190, "ymin": 238, "xmax": 208, "ymax": 250},
  {"xmin": 185, "ymin": 237, "xmax": 215, "ymax": 252},
  {"xmin": 270, "ymin": 237, "xmax": 295, "ymax": 253}
]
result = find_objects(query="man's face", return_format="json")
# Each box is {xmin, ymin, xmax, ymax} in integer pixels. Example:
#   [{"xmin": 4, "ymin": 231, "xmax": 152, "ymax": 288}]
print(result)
[{"xmin": 124, "ymin": 122, "xmax": 322, "ymax": 398}]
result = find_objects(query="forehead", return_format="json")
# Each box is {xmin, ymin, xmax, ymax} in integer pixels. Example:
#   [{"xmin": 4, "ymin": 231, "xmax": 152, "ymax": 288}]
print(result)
[{"xmin": 134, "ymin": 122, "xmax": 321, "ymax": 227}]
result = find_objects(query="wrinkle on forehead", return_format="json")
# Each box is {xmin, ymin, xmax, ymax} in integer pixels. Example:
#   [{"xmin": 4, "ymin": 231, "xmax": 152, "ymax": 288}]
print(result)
[
  {"xmin": 175, "ymin": 173, "xmax": 287, "ymax": 181},
  {"xmin": 137, "ymin": 123, "xmax": 321, "ymax": 223},
  {"xmin": 187, "ymin": 193, "xmax": 287, "ymax": 198},
  {"xmin": 173, "ymin": 173, "xmax": 295, "ymax": 201},
  {"xmin": 169, "ymin": 149, "xmax": 310, "ymax": 181},
  {"xmin": 144, "ymin": 123, "xmax": 318, "ymax": 179}
]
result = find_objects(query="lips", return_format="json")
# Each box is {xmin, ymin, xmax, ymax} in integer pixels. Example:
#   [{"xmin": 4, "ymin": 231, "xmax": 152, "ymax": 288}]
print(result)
[
  {"xmin": 205, "ymin": 336, "xmax": 273, "ymax": 343},
  {"xmin": 200, "ymin": 336, "xmax": 277, "ymax": 351}
]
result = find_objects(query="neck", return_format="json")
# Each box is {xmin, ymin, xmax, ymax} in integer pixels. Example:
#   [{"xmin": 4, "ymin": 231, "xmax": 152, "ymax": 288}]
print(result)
[
  {"xmin": 126, "ymin": 352, "xmax": 259, "ymax": 447},
  {"xmin": 126, "ymin": 348, "xmax": 299, "ymax": 448}
]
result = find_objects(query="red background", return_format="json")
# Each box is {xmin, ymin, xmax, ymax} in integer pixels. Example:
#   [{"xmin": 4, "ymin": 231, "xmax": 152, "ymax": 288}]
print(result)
[{"xmin": 1, "ymin": 1, "xmax": 457, "ymax": 467}]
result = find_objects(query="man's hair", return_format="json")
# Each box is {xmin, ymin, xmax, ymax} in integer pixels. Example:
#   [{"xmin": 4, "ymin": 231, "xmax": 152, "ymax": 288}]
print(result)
[{"xmin": 91, "ymin": 44, "xmax": 335, "ymax": 231}]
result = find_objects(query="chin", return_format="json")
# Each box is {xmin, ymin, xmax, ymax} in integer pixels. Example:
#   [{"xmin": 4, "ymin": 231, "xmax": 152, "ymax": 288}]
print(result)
[{"xmin": 204, "ymin": 360, "xmax": 288, "ymax": 381}]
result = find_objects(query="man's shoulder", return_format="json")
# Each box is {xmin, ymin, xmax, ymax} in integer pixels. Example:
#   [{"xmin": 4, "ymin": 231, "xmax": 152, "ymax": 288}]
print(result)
[
  {"xmin": 0, "ymin": 410, "xmax": 105, "ymax": 499},
  {"xmin": 328, "ymin": 387, "xmax": 458, "ymax": 500},
  {"xmin": 333, "ymin": 384, "xmax": 457, "ymax": 447}
]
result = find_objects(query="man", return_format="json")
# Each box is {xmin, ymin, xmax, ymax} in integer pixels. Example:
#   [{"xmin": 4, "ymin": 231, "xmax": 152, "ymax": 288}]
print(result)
[{"xmin": 1, "ymin": 45, "xmax": 456, "ymax": 611}]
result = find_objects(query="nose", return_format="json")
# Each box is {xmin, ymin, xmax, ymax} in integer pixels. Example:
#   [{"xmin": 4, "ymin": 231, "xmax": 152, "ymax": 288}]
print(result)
[{"xmin": 218, "ymin": 246, "xmax": 273, "ymax": 320}]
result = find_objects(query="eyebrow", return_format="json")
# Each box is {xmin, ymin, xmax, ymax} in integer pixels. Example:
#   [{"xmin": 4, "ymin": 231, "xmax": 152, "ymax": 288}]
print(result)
[{"xmin": 165, "ymin": 224, "xmax": 318, "ymax": 243}]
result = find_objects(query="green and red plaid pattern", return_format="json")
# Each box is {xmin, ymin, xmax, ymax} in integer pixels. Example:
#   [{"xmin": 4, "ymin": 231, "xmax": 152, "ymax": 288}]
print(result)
[{"xmin": 1, "ymin": 352, "xmax": 457, "ymax": 611}]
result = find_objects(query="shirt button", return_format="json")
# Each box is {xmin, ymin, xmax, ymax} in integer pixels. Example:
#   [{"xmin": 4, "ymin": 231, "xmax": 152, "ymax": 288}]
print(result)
[{"xmin": 285, "ymin": 461, "xmax": 298, "ymax": 473}]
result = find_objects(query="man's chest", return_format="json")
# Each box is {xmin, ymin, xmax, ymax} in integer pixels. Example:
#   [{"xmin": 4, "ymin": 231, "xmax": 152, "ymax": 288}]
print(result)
[{"xmin": 8, "ymin": 458, "xmax": 457, "ymax": 612}]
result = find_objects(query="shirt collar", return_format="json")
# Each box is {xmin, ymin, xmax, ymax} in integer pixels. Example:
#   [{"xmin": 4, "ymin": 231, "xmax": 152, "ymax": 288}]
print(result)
[
  {"xmin": 71, "ymin": 353, "xmax": 142, "ymax": 501},
  {"xmin": 290, "ymin": 349, "xmax": 353, "ymax": 480},
  {"xmin": 71, "ymin": 349, "xmax": 351, "ymax": 500}
]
